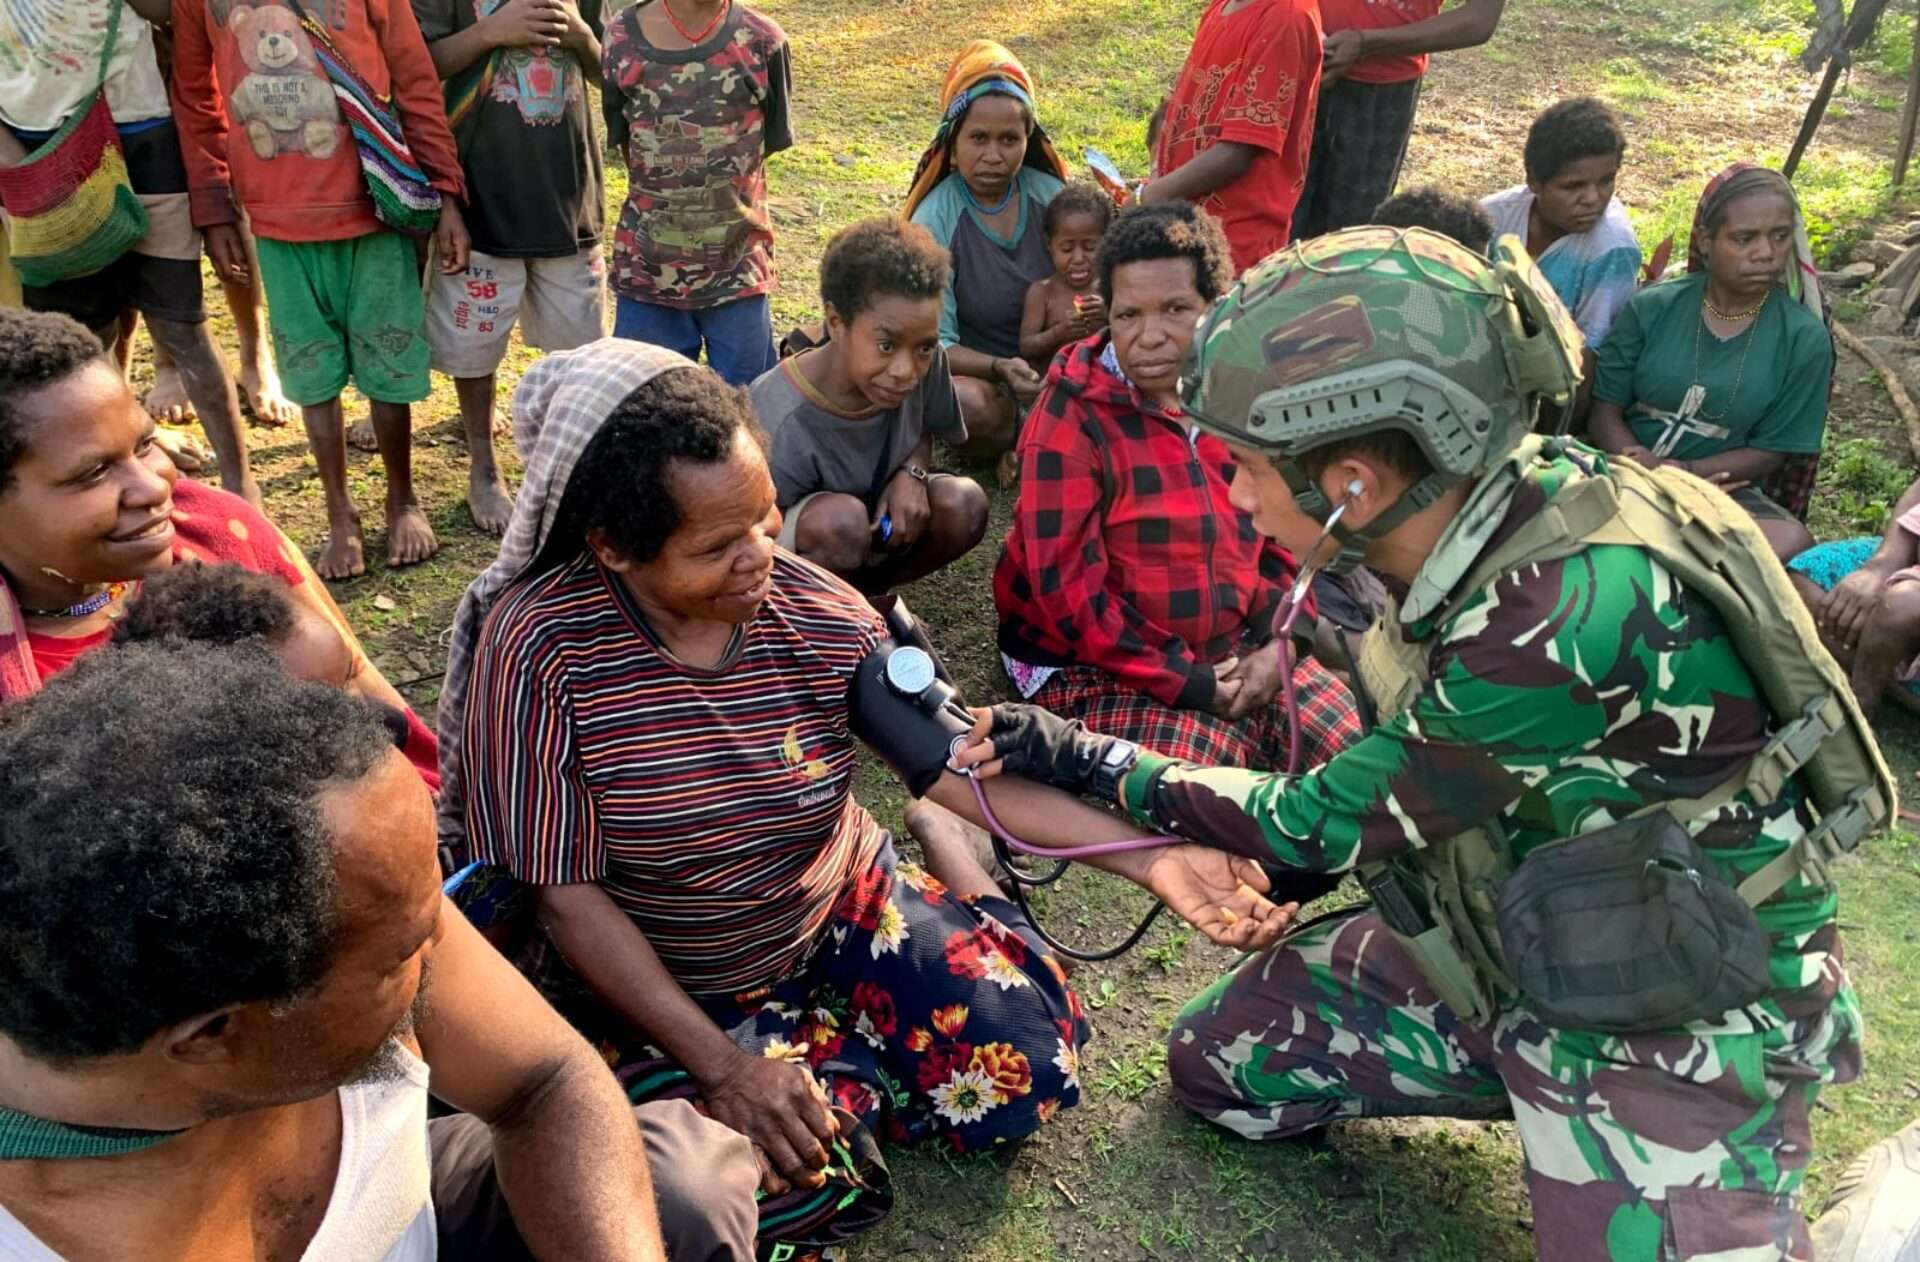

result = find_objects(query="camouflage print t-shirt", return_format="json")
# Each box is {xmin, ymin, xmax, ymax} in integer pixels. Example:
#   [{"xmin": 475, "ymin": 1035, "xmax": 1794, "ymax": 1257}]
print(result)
[
  {"xmin": 600, "ymin": 1, "xmax": 792, "ymax": 309},
  {"xmin": 1119, "ymin": 448, "xmax": 1854, "ymax": 1030}
]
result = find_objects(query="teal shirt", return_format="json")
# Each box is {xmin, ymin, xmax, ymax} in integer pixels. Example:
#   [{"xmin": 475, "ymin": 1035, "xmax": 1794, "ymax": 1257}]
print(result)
[
  {"xmin": 1594, "ymin": 272, "xmax": 1833, "ymax": 461},
  {"xmin": 910, "ymin": 167, "xmax": 1065, "ymax": 358}
]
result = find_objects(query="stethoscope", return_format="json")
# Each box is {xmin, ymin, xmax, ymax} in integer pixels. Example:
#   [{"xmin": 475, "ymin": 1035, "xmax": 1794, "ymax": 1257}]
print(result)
[{"xmin": 943, "ymin": 484, "xmax": 1367, "ymax": 960}]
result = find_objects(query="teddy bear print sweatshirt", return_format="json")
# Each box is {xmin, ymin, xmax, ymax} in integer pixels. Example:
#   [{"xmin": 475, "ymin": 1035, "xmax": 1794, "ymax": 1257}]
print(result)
[{"xmin": 171, "ymin": 0, "xmax": 465, "ymax": 241}]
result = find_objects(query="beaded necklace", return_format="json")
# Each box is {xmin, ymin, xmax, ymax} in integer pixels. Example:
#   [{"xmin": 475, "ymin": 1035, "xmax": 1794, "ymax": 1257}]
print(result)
[
  {"xmin": 18, "ymin": 581, "xmax": 128, "ymax": 621},
  {"xmin": 661, "ymin": 0, "xmax": 728, "ymax": 45}
]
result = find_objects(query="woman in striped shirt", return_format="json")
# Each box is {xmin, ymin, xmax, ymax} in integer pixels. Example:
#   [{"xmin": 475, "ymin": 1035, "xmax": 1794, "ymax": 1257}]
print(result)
[{"xmin": 438, "ymin": 339, "xmax": 1289, "ymax": 1255}]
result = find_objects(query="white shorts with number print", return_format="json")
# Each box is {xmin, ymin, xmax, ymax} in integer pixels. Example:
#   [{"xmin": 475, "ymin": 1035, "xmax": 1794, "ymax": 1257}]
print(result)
[{"xmin": 425, "ymin": 248, "xmax": 608, "ymax": 377}]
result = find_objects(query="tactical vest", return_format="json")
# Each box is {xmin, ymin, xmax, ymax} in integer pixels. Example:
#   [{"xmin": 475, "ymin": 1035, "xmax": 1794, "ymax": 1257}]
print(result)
[{"xmin": 1353, "ymin": 436, "xmax": 1895, "ymax": 1027}]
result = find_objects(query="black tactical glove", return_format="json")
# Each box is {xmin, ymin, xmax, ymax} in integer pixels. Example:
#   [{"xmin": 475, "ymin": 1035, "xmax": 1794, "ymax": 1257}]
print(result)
[{"xmin": 985, "ymin": 704, "xmax": 1139, "ymax": 801}]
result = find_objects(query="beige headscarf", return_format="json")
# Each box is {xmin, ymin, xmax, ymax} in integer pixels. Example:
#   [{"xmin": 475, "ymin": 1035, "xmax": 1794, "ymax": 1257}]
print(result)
[{"xmin": 436, "ymin": 338, "xmax": 695, "ymax": 853}]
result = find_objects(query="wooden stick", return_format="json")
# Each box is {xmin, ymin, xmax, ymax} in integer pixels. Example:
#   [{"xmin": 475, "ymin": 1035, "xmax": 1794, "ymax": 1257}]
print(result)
[
  {"xmin": 1898, "ymin": 3, "xmax": 1920, "ymax": 186},
  {"xmin": 1835, "ymin": 322, "xmax": 1920, "ymax": 463},
  {"xmin": 1786, "ymin": 56, "xmax": 1846, "ymax": 180}
]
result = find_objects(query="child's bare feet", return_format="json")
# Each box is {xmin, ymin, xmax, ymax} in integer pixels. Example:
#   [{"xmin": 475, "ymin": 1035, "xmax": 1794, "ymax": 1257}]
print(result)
[
  {"xmin": 348, "ymin": 414, "xmax": 380, "ymax": 452},
  {"xmin": 151, "ymin": 427, "xmax": 210, "ymax": 473},
  {"xmin": 467, "ymin": 464, "xmax": 514, "ymax": 536},
  {"xmin": 316, "ymin": 512, "xmax": 367, "ymax": 580},
  {"xmin": 386, "ymin": 501, "xmax": 439, "ymax": 568},
  {"xmin": 145, "ymin": 364, "xmax": 196, "ymax": 426},
  {"xmin": 237, "ymin": 358, "xmax": 296, "ymax": 427}
]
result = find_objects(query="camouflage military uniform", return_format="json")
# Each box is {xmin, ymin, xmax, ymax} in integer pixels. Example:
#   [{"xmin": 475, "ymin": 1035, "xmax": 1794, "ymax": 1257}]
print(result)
[{"xmin": 1118, "ymin": 447, "xmax": 1863, "ymax": 1259}]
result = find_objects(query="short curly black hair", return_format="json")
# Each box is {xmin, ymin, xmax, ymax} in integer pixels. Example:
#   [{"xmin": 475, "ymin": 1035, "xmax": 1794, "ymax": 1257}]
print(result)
[
  {"xmin": 1373, "ymin": 187, "xmax": 1496, "ymax": 254},
  {"xmin": 1042, "ymin": 182, "xmax": 1114, "ymax": 239},
  {"xmin": 0, "ymin": 641, "xmax": 392, "ymax": 1061},
  {"xmin": 112, "ymin": 562, "xmax": 298, "ymax": 649},
  {"xmin": 0, "ymin": 308, "xmax": 106, "ymax": 492},
  {"xmin": 1096, "ymin": 201, "xmax": 1234, "ymax": 305},
  {"xmin": 544, "ymin": 369, "xmax": 766, "ymax": 568},
  {"xmin": 1523, "ymin": 97, "xmax": 1627, "ymax": 185},
  {"xmin": 819, "ymin": 217, "xmax": 952, "ymax": 322}
]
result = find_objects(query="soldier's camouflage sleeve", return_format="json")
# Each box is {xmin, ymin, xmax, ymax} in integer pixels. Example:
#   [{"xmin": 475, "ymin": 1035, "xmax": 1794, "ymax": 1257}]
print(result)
[{"xmin": 1117, "ymin": 542, "xmax": 1776, "ymax": 873}]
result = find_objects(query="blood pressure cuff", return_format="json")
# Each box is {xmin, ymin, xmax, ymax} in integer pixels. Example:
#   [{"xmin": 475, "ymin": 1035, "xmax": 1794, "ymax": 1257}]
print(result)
[{"xmin": 847, "ymin": 641, "xmax": 976, "ymax": 797}]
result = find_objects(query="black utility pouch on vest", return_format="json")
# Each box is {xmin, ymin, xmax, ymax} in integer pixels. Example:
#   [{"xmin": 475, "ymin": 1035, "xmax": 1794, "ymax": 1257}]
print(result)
[{"xmin": 1495, "ymin": 812, "xmax": 1773, "ymax": 1033}]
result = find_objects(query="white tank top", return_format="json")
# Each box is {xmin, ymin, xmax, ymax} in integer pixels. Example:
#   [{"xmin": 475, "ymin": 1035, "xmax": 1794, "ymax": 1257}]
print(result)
[{"xmin": 0, "ymin": 1046, "xmax": 437, "ymax": 1261}]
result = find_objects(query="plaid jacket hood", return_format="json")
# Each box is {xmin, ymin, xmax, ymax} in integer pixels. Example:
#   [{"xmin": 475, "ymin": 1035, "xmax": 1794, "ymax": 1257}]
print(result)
[{"xmin": 994, "ymin": 335, "xmax": 1307, "ymax": 710}]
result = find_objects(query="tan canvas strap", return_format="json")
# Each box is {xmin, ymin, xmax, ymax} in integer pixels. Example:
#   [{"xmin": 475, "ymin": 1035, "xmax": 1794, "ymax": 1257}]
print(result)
[
  {"xmin": 1420, "ymin": 458, "xmax": 1878, "ymax": 909},
  {"xmin": 1734, "ymin": 783, "xmax": 1888, "ymax": 908}
]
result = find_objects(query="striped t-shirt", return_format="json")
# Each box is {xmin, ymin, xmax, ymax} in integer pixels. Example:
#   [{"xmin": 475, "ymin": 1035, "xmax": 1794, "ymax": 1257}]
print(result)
[{"xmin": 460, "ymin": 549, "xmax": 888, "ymax": 996}]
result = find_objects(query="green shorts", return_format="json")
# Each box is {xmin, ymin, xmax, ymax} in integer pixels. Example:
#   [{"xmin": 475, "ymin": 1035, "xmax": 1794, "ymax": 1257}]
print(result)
[{"xmin": 254, "ymin": 232, "xmax": 430, "ymax": 407}]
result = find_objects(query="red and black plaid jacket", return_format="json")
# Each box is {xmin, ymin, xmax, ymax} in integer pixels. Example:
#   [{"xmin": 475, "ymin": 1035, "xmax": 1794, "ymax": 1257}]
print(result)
[{"xmin": 994, "ymin": 337, "xmax": 1308, "ymax": 711}]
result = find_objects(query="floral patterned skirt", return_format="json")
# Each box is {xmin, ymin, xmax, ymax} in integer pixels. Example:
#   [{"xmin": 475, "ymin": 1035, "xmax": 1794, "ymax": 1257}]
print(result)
[{"xmin": 545, "ymin": 837, "xmax": 1092, "ymax": 1261}]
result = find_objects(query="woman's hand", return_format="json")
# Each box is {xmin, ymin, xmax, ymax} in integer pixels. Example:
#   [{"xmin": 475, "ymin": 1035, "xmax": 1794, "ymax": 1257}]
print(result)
[
  {"xmin": 1134, "ymin": 844, "xmax": 1297, "ymax": 950},
  {"xmin": 697, "ymin": 1047, "xmax": 839, "ymax": 1197},
  {"xmin": 993, "ymin": 356, "xmax": 1044, "ymax": 405},
  {"xmin": 1216, "ymin": 642, "xmax": 1286, "ymax": 720},
  {"xmin": 1822, "ymin": 567, "xmax": 1887, "ymax": 651},
  {"xmin": 873, "ymin": 468, "xmax": 931, "ymax": 550},
  {"xmin": 1204, "ymin": 667, "xmax": 1245, "ymax": 719}
]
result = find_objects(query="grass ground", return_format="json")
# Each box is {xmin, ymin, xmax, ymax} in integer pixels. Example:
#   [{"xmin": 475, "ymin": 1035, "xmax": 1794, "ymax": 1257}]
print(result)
[{"xmin": 134, "ymin": 0, "xmax": 1920, "ymax": 1255}]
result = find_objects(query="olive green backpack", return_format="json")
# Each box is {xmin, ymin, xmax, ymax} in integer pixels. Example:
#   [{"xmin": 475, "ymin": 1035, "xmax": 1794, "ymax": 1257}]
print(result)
[{"xmin": 1354, "ymin": 436, "xmax": 1895, "ymax": 1029}]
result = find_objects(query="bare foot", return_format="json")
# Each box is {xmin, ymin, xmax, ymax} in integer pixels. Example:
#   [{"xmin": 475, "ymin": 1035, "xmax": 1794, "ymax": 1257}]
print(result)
[
  {"xmin": 348, "ymin": 414, "xmax": 380, "ymax": 452},
  {"xmin": 316, "ymin": 515, "xmax": 367, "ymax": 580},
  {"xmin": 904, "ymin": 798, "xmax": 1005, "ymax": 900},
  {"xmin": 151, "ymin": 427, "xmax": 210, "ymax": 474},
  {"xmin": 996, "ymin": 449, "xmax": 1018, "ymax": 489},
  {"xmin": 386, "ymin": 502, "xmax": 439, "ymax": 568},
  {"xmin": 238, "ymin": 360, "xmax": 297, "ymax": 427},
  {"xmin": 467, "ymin": 465, "xmax": 514, "ymax": 535},
  {"xmin": 145, "ymin": 365, "xmax": 196, "ymax": 426}
]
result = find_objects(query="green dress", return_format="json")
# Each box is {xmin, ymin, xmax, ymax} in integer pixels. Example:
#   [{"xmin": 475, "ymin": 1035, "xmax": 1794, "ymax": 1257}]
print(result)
[{"xmin": 1593, "ymin": 272, "xmax": 1832, "ymax": 462}]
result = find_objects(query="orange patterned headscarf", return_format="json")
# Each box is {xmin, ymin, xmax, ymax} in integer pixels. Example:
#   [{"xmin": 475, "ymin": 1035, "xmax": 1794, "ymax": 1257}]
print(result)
[{"xmin": 901, "ymin": 40, "xmax": 1068, "ymax": 221}]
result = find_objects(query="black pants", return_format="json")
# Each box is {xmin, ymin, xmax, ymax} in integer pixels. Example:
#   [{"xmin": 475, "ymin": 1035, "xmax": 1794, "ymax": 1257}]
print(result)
[
  {"xmin": 1291, "ymin": 77, "xmax": 1424, "ymax": 242},
  {"xmin": 430, "ymin": 1099, "xmax": 760, "ymax": 1259}
]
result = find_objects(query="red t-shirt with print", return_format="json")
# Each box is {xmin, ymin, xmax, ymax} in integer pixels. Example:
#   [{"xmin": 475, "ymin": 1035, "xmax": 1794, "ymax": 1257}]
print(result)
[
  {"xmin": 1318, "ymin": 0, "xmax": 1444, "ymax": 85},
  {"xmin": 1155, "ymin": 0, "xmax": 1322, "ymax": 274}
]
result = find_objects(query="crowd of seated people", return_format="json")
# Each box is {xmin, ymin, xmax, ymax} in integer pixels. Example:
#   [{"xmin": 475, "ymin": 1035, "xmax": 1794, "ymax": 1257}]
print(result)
[{"xmin": 0, "ymin": 1, "xmax": 1881, "ymax": 1250}]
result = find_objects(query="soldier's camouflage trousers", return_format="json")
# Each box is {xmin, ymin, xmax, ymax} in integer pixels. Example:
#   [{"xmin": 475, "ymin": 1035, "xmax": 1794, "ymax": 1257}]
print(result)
[{"xmin": 1168, "ymin": 910, "xmax": 1863, "ymax": 1261}]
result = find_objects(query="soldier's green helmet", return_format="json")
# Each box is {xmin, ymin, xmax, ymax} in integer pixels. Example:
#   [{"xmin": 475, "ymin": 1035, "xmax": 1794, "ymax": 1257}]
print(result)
[{"xmin": 1180, "ymin": 226, "xmax": 1585, "ymax": 538}]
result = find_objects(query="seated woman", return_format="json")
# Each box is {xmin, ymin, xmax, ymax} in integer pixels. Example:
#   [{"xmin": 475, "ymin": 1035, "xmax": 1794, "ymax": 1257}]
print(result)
[
  {"xmin": 1481, "ymin": 97, "xmax": 1641, "ymax": 350},
  {"xmin": 1788, "ymin": 473, "xmax": 1920, "ymax": 719},
  {"xmin": 996, "ymin": 203, "xmax": 1362, "ymax": 775},
  {"xmin": 1588, "ymin": 164, "xmax": 1830, "ymax": 561},
  {"xmin": 438, "ymin": 338, "xmax": 1289, "ymax": 1256},
  {"xmin": 0, "ymin": 309, "xmax": 415, "ymax": 719},
  {"xmin": 904, "ymin": 40, "xmax": 1069, "ymax": 459}
]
